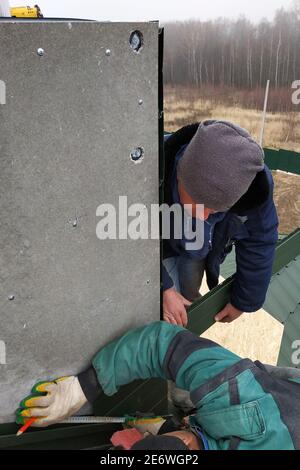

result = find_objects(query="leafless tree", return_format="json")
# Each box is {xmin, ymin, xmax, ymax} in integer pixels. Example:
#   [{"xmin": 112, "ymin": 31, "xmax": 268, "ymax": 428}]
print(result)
[{"xmin": 164, "ymin": 5, "xmax": 300, "ymax": 92}]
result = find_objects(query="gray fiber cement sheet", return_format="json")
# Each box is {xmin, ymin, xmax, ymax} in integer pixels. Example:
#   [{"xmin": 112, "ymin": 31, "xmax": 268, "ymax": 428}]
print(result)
[{"xmin": 0, "ymin": 20, "xmax": 160, "ymax": 422}]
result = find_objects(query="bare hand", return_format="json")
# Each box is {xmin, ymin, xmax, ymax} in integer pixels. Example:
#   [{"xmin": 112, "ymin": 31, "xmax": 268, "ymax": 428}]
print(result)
[
  {"xmin": 215, "ymin": 303, "xmax": 243, "ymax": 323},
  {"xmin": 163, "ymin": 288, "xmax": 192, "ymax": 327}
]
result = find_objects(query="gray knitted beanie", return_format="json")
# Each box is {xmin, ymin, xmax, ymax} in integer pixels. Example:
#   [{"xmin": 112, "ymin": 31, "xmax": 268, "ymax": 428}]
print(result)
[{"xmin": 177, "ymin": 120, "xmax": 265, "ymax": 212}]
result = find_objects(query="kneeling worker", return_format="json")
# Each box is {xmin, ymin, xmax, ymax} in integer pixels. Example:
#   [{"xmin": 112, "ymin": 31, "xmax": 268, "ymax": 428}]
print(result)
[{"xmin": 17, "ymin": 322, "xmax": 300, "ymax": 450}]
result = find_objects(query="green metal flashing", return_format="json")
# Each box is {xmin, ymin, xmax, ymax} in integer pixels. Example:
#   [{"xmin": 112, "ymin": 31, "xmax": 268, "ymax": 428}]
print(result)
[
  {"xmin": 0, "ymin": 422, "xmax": 120, "ymax": 450},
  {"xmin": 271, "ymin": 229, "xmax": 300, "ymax": 274},
  {"xmin": 220, "ymin": 248, "xmax": 236, "ymax": 279},
  {"xmin": 187, "ymin": 277, "xmax": 232, "ymax": 335},
  {"xmin": 0, "ymin": 378, "xmax": 167, "ymax": 449},
  {"xmin": 187, "ymin": 229, "xmax": 300, "ymax": 336},
  {"xmin": 277, "ymin": 305, "xmax": 300, "ymax": 367},
  {"xmin": 264, "ymin": 253, "xmax": 300, "ymax": 368},
  {"xmin": 264, "ymin": 256, "xmax": 300, "ymax": 324},
  {"xmin": 264, "ymin": 148, "xmax": 300, "ymax": 175}
]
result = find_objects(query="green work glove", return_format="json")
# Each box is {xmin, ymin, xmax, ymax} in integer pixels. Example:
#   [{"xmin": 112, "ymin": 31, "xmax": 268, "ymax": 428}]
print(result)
[{"xmin": 16, "ymin": 376, "xmax": 88, "ymax": 427}]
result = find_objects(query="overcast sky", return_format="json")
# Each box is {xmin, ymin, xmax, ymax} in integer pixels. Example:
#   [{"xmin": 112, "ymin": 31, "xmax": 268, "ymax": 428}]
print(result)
[{"xmin": 22, "ymin": 0, "xmax": 293, "ymax": 23}]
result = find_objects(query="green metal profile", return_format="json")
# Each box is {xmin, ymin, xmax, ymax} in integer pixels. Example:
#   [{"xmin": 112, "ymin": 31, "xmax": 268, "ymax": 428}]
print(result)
[
  {"xmin": 277, "ymin": 305, "xmax": 300, "ymax": 367},
  {"xmin": 271, "ymin": 229, "xmax": 300, "ymax": 274},
  {"xmin": 187, "ymin": 228, "xmax": 300, "ymax": 336},
  {"xmin": 0, "ymin": 378, "xmax": 167, "ymax": 449},
  {"xmin": 264, "ymin": 148, "xmax": 300, "ymax": 175},
  {"xmin": 0, "ymin": 422, "xmax": 120, "ymax": 450},
  {"xmin": 187, "ymin": 278, "xmax": 232, "ymax": 335}
]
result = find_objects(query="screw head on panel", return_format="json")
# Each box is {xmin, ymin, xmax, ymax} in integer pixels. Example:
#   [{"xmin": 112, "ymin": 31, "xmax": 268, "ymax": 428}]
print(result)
[
  {"xmin": 8, "ymin": 295, "xmax": 15, "ymax": 301},
  {"xmin": 138, "ymin": 99, "xmax": 143, "ymax": 105},
  {"xmin": 37, "ymin": 48, "xmax": 44, "ymax": 56},
  {"xmin": 105, "ymin": 49, "xmax": 111, "ymax": 56},
  {"xmin": 130, "ymin": 147, "xmax": 144, "ymax": 163},
  {"xmin": 129, "ymin": 31, "xmax": 144, "ymax": 52}
]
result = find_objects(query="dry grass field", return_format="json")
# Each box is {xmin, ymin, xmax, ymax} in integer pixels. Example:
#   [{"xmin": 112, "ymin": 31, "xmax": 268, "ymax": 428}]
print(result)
[
  {"xmin": 273, "ymin": 171, "xmax": 300, "ymax": 234},
  {"xmin": 199, "ymin": 276, "xmax": 284, "ymax": 366},
  {"xmin": 164, "ymin": 85, "xmax": 300, "ymax": 364},
  {"xmin": 165, "ymin": 85, "xmax": 300, "ymax": 234},
  {"xmin": 165, "ymin": 85, "xmax": 300, "ymax": 152}
]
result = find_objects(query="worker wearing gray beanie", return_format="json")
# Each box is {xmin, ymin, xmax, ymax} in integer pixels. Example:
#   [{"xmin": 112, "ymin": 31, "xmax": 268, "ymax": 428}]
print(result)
[
  {"xmin": 162, "ymin": 119, "xmax": 278, "ymax": 330},
  {"xmin": 177, "ymin": 120, "xmax": 265, "ymax": 212}
]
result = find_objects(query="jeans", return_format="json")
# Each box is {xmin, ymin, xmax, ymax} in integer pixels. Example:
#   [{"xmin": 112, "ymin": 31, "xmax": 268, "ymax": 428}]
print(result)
[{"xmin": 163, "ymin": 255, "xmax": 205, "ymax": 301}]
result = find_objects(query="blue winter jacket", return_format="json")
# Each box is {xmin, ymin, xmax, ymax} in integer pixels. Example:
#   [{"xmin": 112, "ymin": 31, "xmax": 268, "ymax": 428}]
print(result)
[{"xmin": 162, "ymin": 124, "xmax": 279, "ymax": 312}]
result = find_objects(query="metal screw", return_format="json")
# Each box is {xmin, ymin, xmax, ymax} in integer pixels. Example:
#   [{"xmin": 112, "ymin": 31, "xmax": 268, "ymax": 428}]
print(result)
[
  {"xmin": 37, "ymin": 48, "xmax": 44, "ymax": 56},
  {"xmin": 105, "ymin": 49, "xmax": 111, "ymax": 56},
  {"xmin": 8, "ymin": 295, "xmax": 15, "ymax": 301},
  {"xmin": 129, "ymin": 31, "xmax": 143, "ymax": 52},
  {"xmin": 130, "ymin": 147, "xmax": 144, "ymax": 163},
  {"xmin": 72, "ymin": 219, "xmax": 78, "ymax": 228},
  {"xmin": 138, "ymin": 99, "xmax": 143, "ymax": 105}
]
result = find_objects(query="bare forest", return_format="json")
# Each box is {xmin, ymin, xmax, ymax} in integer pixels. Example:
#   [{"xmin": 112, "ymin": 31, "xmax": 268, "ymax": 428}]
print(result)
[
  {"xmin": 164, "ymin": 4, "xmax": 300, "ymax": 110},
  {"xmin": 163, "ymin": 2, "xmax": 300, "ymax": 235}
]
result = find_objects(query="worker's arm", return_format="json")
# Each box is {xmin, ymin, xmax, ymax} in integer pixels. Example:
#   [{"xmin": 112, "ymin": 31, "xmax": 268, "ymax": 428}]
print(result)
[
  {"xmin": 17, "ymin": 322, "xmax": 240, "ymax": 426},
  {"xmin": 162, "ymin": 264, "xmax": 174, "ymax": 290},
  {"xmin": 231, "ymin": 173, "xmax": 278, "ymax": 312},
  {"xmin": 87, "ymin": 322, "xmax": 240, "ymax": 398}
]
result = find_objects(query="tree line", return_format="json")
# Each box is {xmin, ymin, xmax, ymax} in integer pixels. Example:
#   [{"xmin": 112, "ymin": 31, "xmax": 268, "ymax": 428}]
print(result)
[{"xmin": 164, "ymin": 5, "xmax": 300, "ymax": 90}]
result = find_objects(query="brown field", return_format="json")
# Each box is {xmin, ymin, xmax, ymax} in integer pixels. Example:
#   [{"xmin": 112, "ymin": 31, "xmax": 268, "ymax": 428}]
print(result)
[
  {"xmin": 164, "ymin": 85, "xmax": 300, "ymax": 152},
  {"xmin": 200, "ymin": 277, "xmax": 284, "ymax": 366},
  {"xmin": 164, "ymin": 85, "xmax": 300, "ymax": 235},
  {"xmin": 273, "ymin": 172, "xmax": 300, "ymax": 234},
  {"xmin": 164, "ymin": 85, "xmax": 300, "ymax": 363}
]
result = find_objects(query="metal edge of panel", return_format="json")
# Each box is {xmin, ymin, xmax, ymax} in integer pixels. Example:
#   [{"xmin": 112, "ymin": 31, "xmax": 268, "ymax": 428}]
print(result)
[
  {"xmin": 158, "ymin": 27, "xmax": 165, "ymax": 186},
  {"xmin": 159, "ymin": 27, "xmax": 164, "ymax": 321},
  {"xmin": 0, "ymin": 18, "xmax": 95, "ymax": 22},
  {"xmin": 0, "ymin": 18, "xmax": 160, "ymax": 23},
  {"xmin": 187, "ymin": 228, "xmax": 300, "ymax": 336}
]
